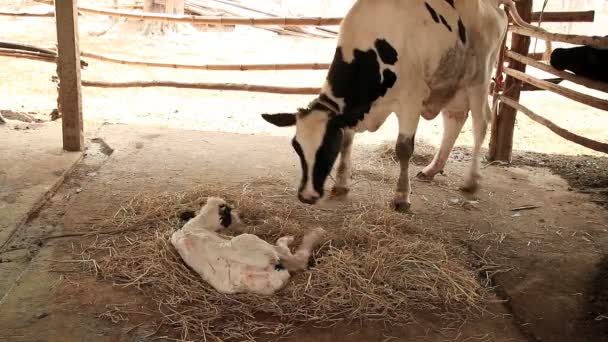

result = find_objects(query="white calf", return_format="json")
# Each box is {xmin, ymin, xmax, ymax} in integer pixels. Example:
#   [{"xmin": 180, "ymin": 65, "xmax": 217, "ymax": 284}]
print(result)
[{"xmin": 170, "ymin": 197, "xmax": 325, "ymax": 295}]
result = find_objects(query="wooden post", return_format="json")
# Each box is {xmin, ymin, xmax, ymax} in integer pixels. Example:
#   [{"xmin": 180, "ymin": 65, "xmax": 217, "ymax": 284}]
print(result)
[
  {"xmin": 55, "ymin": 0, "xmax": 84, "ymax": 152},
  {"xmin": 488, "ymin": 0, "xmax": 532, "ymax": 162}
]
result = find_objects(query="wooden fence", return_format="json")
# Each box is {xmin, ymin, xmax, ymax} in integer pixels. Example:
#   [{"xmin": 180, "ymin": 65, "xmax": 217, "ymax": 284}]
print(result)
[
  {"xmin": 488, "ymin": 0, "xmax": 608, "ymax": 161},
  {"xmin": 1, "ymin": 2, "xmax": 606, "ymax": 158}
]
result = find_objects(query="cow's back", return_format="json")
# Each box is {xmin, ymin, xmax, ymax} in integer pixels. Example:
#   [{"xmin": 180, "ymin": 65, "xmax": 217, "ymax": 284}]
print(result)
[{"xmin": 323, "ymin": 0, "xmax": 507, "ymax": 116}]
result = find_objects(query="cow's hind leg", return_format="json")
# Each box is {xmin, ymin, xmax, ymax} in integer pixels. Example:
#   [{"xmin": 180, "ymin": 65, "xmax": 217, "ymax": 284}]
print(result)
[
  {"xmin": 461, "ymin": 84, "xmax": 491, "ymax": 193},
  {"xmin": 330, "ymin": 129, "xmax": 355, "ymax": 199},
  {"xmin": 393, "ymin": 114, "xmax": 421, "ymax": 212},
  {"xmin": 417, "ymin": 110, "xmax": 468, "ymax": 181}
]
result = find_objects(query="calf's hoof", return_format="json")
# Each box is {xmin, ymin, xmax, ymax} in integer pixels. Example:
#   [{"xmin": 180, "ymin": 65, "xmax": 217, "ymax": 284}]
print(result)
[{"xmin": 329, "ymin": 186, "xmax": 350, "ymax": 199}]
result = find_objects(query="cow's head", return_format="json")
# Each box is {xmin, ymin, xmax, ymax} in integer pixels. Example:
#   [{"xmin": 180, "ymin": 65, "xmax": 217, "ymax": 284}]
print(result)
[{"xmin": 262, "ymin": 102, "xmax": 343, "ymax": 205}]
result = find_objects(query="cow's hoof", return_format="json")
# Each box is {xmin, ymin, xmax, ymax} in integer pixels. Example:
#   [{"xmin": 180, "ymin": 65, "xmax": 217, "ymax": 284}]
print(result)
[
  {"xmin": 415, "ymin": 171, "xmax": 434, "ymax": 182},
  {"xmin": 392, "ymin": 192, "xmax": 411, "ymax": 212},
  {"xmin": 329, "ymin": 186, "xmax": 350, "ymax": 199},
  {"xmin": 392, "ymin": 200, "xmax": 411, "ymax": 213},
  {"xmin": 459, "ymin": 180, "xmax": 479, "ymax": 194}
]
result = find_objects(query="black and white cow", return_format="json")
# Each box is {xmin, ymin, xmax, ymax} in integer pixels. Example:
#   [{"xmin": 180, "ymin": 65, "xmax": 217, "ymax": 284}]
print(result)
[{"xmin": 262, "ymin": 0, "xmax": 548, "ymax": 211}]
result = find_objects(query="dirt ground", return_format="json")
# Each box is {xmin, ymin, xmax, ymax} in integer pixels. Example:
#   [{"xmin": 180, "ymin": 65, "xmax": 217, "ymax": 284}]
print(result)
[
  {"xmin": 0, "ymin": 124, "xmax": 607, "ymax": 342},
  {"xmin": 1, "ymin": 1, "xmax": 608, "ymax": 342}
]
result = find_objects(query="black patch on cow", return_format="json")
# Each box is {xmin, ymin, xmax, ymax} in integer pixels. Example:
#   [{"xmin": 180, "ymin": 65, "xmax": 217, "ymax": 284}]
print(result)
[
  {"xmin": 444, "ymin": 0, "xmax": 455, "ymax": 8},
  {"xmin": 458, "ymin": 18, "xmax": 467, "ymax": 44},
  {"xmin": 319, "ymin": 93, "xmax": 340, "ymax": 112},
  {"xmin": 326, "ymin": 46, "xmax": 397, "ymax": 128},
  {"xmin": 292, "ymin": 138, "xmax": 308, "ymax": 194},
  {"xmin": 311, "ymin": 124, "xmax": 343, "ymax": 197},
  {"xmin": 424, "ymin": 2, "xmax": 440, "ymax": 23},
  {"xmin": 439, "ymin": 15, "xmax": 452, "ymax": 32},
  {"xmin": 374, "ymin": 39, "xmax": 398, "ymax": 65},
  {"xmin": 382, "ymin": 69, "xmax": 397, "ymax": 94}
]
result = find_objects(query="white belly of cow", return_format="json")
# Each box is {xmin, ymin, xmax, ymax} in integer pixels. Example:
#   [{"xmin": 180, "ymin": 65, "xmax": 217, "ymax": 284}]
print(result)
[{"xmin": 171, "ymin": 230, "xmax": 291, "ymax": 295}]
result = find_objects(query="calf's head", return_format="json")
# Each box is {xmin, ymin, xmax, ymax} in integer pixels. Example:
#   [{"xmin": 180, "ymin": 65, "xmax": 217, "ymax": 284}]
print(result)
[
  {"xmin": 262, "ymin": 106, "xmax": 343, "ymax": 205},
  {"xmin": 197, "ymin": 197, "xmax": 240, "ymax": 232}
]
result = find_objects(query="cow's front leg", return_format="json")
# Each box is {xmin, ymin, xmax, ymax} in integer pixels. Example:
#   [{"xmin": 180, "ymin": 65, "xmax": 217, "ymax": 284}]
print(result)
[
  {"xmin": 417, "ymin": 110, "xmax": 468, "ymax": 181},
  {"xmin": 393, "ymin": 115, "xmax": 420, "ymax": 212},
  {"xmin": 330, "ymin": 129, "xmax": 355, "ymax": 199}
]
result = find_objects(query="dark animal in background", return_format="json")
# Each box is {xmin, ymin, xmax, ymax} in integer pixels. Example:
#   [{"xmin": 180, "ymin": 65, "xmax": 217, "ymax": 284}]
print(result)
[{"xmin": 550, "ymin": 44, "xmax": 608, "ymax": 84}]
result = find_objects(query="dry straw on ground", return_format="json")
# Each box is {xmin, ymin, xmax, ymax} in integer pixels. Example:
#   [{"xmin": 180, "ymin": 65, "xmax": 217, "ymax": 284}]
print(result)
[{"xmin": 85, "ymin": 178, "xmax": 492, "ymax": 341}]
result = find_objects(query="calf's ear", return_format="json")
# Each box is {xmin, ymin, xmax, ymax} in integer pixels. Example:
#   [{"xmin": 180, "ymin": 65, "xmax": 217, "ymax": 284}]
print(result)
[{"xmin": 261, "ymin": 113, "xmax": 296, "ymax": 127}]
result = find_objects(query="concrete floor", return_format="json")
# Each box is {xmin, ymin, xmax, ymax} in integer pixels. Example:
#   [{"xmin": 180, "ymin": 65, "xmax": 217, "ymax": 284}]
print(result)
[
  {"xmin": 1, "ymin": 122, "xmax": 607, "ymax": 342},
  {"xmin": 0, "ymin": 120, "xmax": 82, "ymax": 250}
]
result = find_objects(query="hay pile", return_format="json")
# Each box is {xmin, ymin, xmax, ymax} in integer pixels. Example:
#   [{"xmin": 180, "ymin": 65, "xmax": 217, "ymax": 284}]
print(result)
[{"xmin": 86, "ymin": 178, "xmax": 491, "ymax": 341}]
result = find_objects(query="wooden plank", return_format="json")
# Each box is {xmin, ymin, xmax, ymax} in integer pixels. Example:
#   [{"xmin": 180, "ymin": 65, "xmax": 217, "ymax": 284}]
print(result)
[
  {"xmin": 0, "ymin": 11, "xmax": 54, "ymax": 17},
  {"xmin": 55, "ymin": 0, "xmax": 84, "ymax": 152},
  {"xmin": 499, "ymin": 95, "xmax": 608, "ymax": 154},
  {"xmin": 531, "ymin": 11, "xmax": 594, "ymax": 23},
  {"xmin": 82, "ymin": 80, "xmax": 320, "ymax": 94},
  {"xmin": 504, "ymin": 68, "xmax": 608, "ymax": 111},
  {"xmin": 81, "ymin": 51, "xmax": 329, "ymax": 70},
  {"xmin": 506, "ymin": 50, "xmax": 608, "ymax": 93},
  {"xmin": 77, "ymin": 6, "xmax": 342, "ymax": 26},
  {"xmin": 510, "ymin": 25, "xmax": 608, "ymax": 48},
  {"xmin": 521, "ymin": 78, "xmax": 563, "ymax": 91},
  {"xmin": 488, "ymin": 0, "xmax": 532, "ymax": 162}
]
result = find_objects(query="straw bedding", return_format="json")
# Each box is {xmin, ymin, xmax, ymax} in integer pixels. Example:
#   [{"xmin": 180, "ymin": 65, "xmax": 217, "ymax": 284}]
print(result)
[{"xmin": 86, "ymin": 178, "xmax": 492, "ymax": 341}]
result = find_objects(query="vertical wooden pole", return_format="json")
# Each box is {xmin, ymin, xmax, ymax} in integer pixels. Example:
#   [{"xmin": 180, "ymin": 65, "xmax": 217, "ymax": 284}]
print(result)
[
  {"xmin": 55, "ymin": 0, "xmax": 84, "ymax": 152},
  {"xmin": 488, "ymin": 0, "xmax": 532, "ymax": 162}
]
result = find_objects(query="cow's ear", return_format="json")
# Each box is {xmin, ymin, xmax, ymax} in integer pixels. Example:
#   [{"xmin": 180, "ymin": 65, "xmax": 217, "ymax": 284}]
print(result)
[{"xmin": 261, "ymin": 113, "xmax": 296, "ymax": 127}]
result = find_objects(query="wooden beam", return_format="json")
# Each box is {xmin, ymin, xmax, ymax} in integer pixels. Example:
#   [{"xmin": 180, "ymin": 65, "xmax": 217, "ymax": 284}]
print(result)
[
  {"xmin": 81, "ymin": 80, "xmax": 320, "ymax": 95},
  {"xmin": 521, "ymin": 78, "xmax": 563, "ymax": 91},
  {"xmin": 499, "ymin": 95, "xmax": 608, "ymax": 154},
  {"xmin": 506, "ymin": 50, "xmax": 608, "ymax": 93},
  {"xmin": 0, "ymin": 10, "xmax": 54, "ymax": 17},
  {"xmin": 531, "ymin": 11, "xmax": 594, "ymax": 23},
  {"xmin": 77, "ymin": 6, "xmax": 342, "ymax": 26},
  {"xmin": 81, "ymin": 51, "xmax": 329, "ymax": 70},
  {"xmin": 509, "ymin": 25, "xmax": 608, "ymax": 48},
  {"xmin": 488, "ymin": 0, "xmax": 532, "ymax": 162},
  {"xmin": 55, "ymin": 0, "xmax": 84, "ymax": 152},
  {"xmin": 504, "ymin": 68, "xmax": 608, "ymax": 111}
]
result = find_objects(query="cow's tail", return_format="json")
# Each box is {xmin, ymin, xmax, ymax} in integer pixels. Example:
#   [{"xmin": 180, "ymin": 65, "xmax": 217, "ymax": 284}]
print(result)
[{"xmin": 500, "ymin": 0, "xmax": 552, "ymax": 61}]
